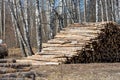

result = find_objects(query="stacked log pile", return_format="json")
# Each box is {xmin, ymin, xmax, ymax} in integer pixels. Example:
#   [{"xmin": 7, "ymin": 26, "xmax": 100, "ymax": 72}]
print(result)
[
  {"xmin": 0, "ymin": 59, "xmax": 35, "ymax": 80},
  {"xmin": 66, "ymin": 22, "xmax": 120, "ymax": 63}
]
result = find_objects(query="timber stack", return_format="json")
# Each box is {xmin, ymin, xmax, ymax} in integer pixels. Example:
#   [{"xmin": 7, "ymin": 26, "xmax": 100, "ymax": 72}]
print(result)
[
  {"xmin": 17, "ymin": 22, "xmax": 120, "ymax": 65},
  {"xmin": 67, "ymin": 22, "xmax": 120, "ymax": 63},
  {"xmin": 0, "ymin": 59, "xmax": 35, "ymax": 80}
]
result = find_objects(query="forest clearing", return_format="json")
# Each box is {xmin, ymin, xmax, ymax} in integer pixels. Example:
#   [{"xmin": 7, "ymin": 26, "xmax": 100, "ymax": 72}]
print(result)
[{"xmin": 0, "ymin": 0, "xmax": 120, "ymax": 80}]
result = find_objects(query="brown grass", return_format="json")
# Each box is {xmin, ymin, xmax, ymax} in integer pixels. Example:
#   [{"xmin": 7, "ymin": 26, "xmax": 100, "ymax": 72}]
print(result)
[{"xmin": 7, "ymin": 48, "xmax": 37, "ymax": 59}]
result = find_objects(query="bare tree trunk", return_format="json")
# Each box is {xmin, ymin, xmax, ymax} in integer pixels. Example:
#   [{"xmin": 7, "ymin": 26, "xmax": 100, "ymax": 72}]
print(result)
[
  {"xmin": 114, "ymin": 0, "xmax": 117, "ymax": 22},
  {"xmin": 118, "ymin": 0, "xmax": 120, "ymax": 21},
  {"xmin": 84, "ymin": 0, "xmax": 86, "ymax": 22},
  {"xmin": 62, "ymin": 0, "xmax": 67, "ymax": 27},
  {"xmin": 96, "ymin": 0, "xmax": 99, "ymax": 22},
  {"xmin": 8, "ymin": 0, "xmax": 27, "ymax": 57},
  {"xmin": 105, "ymin": 0, "xmax": 109, "ymax": 21},
  {"xmin": 77, "ymin": 0, "xmax": 81, "ymax": 23},
  {"xmin": 36, "ymin": 0, "xmax": 42, "ymax": 52},
  {"xmin": 19, "ymin": 0, "xmax": 34, "ymax": 56},
  {"xmin": 111, "ymin": 0, "xmax": 115, "ymax": 21},
  {"xmin": 100, "ymin": 0, "xmax": 104, "ymax": 22},
  {"xmin": 1, "ymin": 0, "xmax": 6, "ymax": 40}
]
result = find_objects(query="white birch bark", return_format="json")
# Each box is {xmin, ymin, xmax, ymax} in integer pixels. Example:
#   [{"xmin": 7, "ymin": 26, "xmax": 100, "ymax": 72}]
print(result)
[
  {"xmin": 114, "ymin": 0, "xmax": 119, "ymax": 22},
  {"xmin": 36, "ymin": 0, "xmax": 42, "ymax": 52},
  {"xmin": 100, "ymin": 0, "xmax": 104, "ymax": 22},
  {"xmin": 84, "ymin": 0, "xmax": 86, "ymax": 22},
  {"xmin": 77, "ymin": 0, "xmax": 81, "ymax": 23},
  {"xmin": 111, "ymin": 0, "xmax": 114, "ymax": 21},
  {"xmin": 105, "ymin": 0, "xmax": 109, "ymax": 21},
  {"xmin": 96, "ymin": 0, "xmax": 99, "ymax": 22}
]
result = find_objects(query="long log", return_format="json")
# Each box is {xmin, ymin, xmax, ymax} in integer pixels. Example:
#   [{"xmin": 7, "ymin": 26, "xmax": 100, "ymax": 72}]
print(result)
[
  {"xmin": 1, "ymin": 71, "xmax": 35, "ymax": 79},
  {"xmin": 0, "ymin": 78, "xmax": 24, "ymax": 80},
  {"xmin": 0, "ymin": 67, "xmax": 31, "ymax": 74},
  {"xmin": 0, "ymin": 59, "xmax": 16, "ymax": 63},
  {"xmin": 0, "ymin": 63, "xmax": 31, "ymax": 68}
]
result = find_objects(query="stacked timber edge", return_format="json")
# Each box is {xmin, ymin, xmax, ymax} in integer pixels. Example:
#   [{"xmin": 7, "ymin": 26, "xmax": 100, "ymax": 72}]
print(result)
[
  {"xmin": 16, "ymin": 21, "xmax": 120, "ymax": 65},
  {"xmin": 67, "ymin": 22, "xmax": 120, "ymax": 63},
  {"xmin": 0, "ymin": 59, "xmax": 35, "ymax": 79}
]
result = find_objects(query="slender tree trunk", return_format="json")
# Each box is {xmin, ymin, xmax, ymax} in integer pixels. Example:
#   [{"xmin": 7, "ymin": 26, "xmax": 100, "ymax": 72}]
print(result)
[
  {"xmin": 62, "ymin": 0, "xmax": 67, "ymax": 27},
  {"xmin": 19, "ymin": 0, "xmax": 34, "ymax": 56},
  {"xmin": 100, "ymin": 0, "xmax": 104, "ymax": 22},
  {"xmin": 8, "ymin": 0, "xmax": 27, "ymax": 57},
  {"xmin": 96, "ymin": 0, "xmax": 99, "ymax": 22},
  {"xmin": 1, "ymin": 0, "xmax": 6, "ymax": 40},
  {"xmin": 84, "ymin": 0, "xmax": 86, "ymax": 22},
  {"xmin": 105, "ymin": 0, "xmax": 109, "ymax": 21},
  {"xmin": 111, "ymin": 0, "xmax": 114, "ymax": 21},
  {"xmin": 36, "ymin": 0, "xmax": 42, "ymax": 52},
  {"xmin": 78, "ymin": 0, "xmax": 81, "ymax": 23},
  {"xmin": 114, "ymin": 0, "xmax": 119, "ymax": 22}
]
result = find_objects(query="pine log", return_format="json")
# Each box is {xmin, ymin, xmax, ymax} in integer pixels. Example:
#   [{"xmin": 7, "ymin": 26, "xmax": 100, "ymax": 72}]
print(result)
[
  {"xmin": 1, "ymin": 71, "xmax": 35, "ymax": 79},
  {"xmin": 0, "ymin": 78, "xmax": 24, "ymax": 80},
  {"xmin": 0, "ymin": 63, "xmax": 31, "ymax": 68},
  {"xmin": 0, "ymin": 59, "xmax": 16, "ymax": 63},
  {"xmin": 0, "ymin": 67, "xmax": 31, "ymax": 74}
]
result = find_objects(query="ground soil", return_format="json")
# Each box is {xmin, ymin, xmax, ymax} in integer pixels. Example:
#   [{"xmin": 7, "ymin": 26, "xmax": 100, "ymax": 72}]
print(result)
[{"xmin": 33, "ymin": 63, "xmax": 120, "ymax": 80}]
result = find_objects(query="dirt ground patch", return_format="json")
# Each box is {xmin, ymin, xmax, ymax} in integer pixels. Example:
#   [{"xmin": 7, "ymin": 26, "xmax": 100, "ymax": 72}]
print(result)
[{"xmin": 33, "ymin": 63, "xmax": 120, "ymax": 80}]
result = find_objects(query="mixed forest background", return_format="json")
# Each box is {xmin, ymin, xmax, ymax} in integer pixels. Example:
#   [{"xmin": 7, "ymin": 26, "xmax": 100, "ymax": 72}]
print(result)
[{"xmin": 0, "ymin": 0, "xmax": 120, "ymax": 56}]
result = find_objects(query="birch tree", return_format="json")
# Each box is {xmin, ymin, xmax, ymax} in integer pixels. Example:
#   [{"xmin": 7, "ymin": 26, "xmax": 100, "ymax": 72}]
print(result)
[
  {"xmin": 19, "ymin": 0, "xmax": 34, "ymax": 56},
  {"xmin": 8, "ymin": 0, "xmax": 34, "ymax": 56},
  {"xmin": 1, "ymin": 0, "xmax": 6, "ymax": 40},
  {"xmin": 77, "ymin": 0, "xmax": 81, "ymax": 23},
  {"xmin": 111, "ymin": 0, "xmax": 115, "ymax": 21},
  {"xmin": 96, "ymin": 0, "xmax": 99, "ymax": 22},
  {"xmin": 36, "ymin": 0, "xmax": 42, "ymax": 52},
  {"xmin": 100, "ymin": 0, "xmax": 104, "ymax": 22},
  {"xmin": 84, "ymin": 0, "xmax": 86, "ymax": 22},
  {"xmin": 105, "ymin": 0, "xmax": 108, "ymax": 21}
]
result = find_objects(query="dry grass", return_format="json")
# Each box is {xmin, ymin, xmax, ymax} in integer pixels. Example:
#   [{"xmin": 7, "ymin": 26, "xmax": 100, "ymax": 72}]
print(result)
[
  {"xmin": 34, "ymin": 63, "xmax": 120, "ymax": 80},
  {"xmin": 7, "ymin": 48, "xmax": 37, "ymax": 59}
]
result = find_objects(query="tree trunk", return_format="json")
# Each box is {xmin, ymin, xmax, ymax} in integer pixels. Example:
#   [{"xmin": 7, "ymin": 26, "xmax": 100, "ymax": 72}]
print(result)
[
  {"xmin": 96, "ymin": 0, "xmax": 99, "ymax": 22},
  {"xmin": 105, "ymin": 0, "xmax": 109, "ymax": 21},
  {"xmin": 36, "ymin": 0, "xmax": 42, "ymax": 52},
  {"xmin": 100, "ymin": 0, "xmax": 104, "ymax": 22},
  {"xmin": 8, "ymin": 0, "xmax": 27, "ymax": 57},
  {"xmin": 84, "ymin": 0, "xmax": 86, "ymax": 22},
  {"xmin": 1, "ymin": 0, "xmax": 6, "ymax": 40},
  {"xmin": 19, "ymin": 0, "xmax": 34, "ymax": 56},
  {"xmin": 78, "ymin": 0, "xmax": 81, "ymax": 23}
]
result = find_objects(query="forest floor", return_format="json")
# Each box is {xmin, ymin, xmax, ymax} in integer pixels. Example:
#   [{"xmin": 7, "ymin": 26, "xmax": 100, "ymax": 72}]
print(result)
[
  {"xmin": 8, "ymin": 48, "xmax": 120, "ymax": 80},
  {"xmin": 33, "ymin": 63, "xmax": 120, "ymax": 80}
]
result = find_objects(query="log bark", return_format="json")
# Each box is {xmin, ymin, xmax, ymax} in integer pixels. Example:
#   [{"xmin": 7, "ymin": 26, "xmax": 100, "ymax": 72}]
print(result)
[
  {"xmin": 0, "ymin": 63, "xmax": 31, "ymax": 68},
  {"xmin": 0, "ymin": 67, "xmax": 31, "ymax": 74},
  {"xmin": 0, "ymin": 59, "xmax": 16, "ymax": 63},
  {"xmin": 0, "ymin": 44, "xmax": 8, "ymax": 58},
  {"xmin": 1, "ymin": 71, "xmax": 35, "ymax": 79}
]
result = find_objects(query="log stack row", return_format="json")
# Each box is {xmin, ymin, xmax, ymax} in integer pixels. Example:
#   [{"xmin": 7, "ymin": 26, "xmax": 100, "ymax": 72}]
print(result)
[
  {"xmin": 0, "ymin": 59, "xmax": 35, "ymax": 80},
  {"xmin": 66, "ymin": 22, "xmax": 120, "ymax": 63}
]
